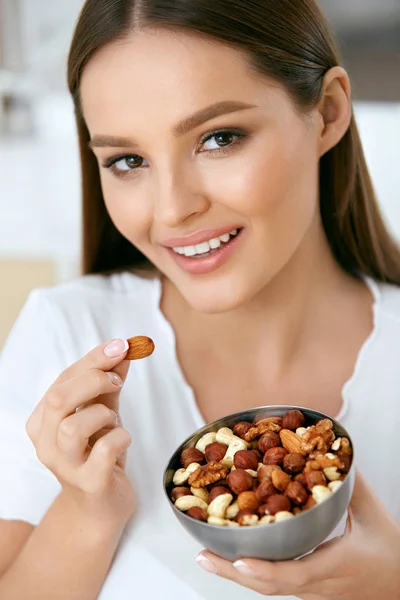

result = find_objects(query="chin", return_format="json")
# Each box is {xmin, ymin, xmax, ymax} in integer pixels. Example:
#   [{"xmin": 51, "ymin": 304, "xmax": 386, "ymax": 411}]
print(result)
[{"xmin": 178, "ymin": 279, "xmax": 262, "ymax": 315}]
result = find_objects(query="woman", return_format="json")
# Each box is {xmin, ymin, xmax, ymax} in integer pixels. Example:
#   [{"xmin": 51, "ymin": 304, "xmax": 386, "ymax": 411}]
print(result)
[{"xmin": 0, "ymin": 0, "xmax": 399, "ymax": 598}]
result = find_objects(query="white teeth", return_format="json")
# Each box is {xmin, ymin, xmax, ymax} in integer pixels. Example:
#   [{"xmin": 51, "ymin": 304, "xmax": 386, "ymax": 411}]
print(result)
[
  {"xmin": 209, "ymin": 237, "xmax": 221, "ymax": 250},
  {"xmin": 172, "ymin": 228, "xmax": 240, "ymax": 257},
  {"xmin": 196, "ymin": 241, "xmax": 211, "ymax": 254}
]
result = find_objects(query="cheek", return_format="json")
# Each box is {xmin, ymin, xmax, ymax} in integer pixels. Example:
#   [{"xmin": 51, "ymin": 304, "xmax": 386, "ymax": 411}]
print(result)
[{"xmin": 100, "ymin": 175, "xmax": 153, "ymax": 247}]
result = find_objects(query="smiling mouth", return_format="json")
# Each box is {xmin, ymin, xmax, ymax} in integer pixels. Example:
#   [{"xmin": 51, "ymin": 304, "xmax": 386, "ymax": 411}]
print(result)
[{"xmin": 171, "ymin": 228, "xmax": 242, "ymax": 259}]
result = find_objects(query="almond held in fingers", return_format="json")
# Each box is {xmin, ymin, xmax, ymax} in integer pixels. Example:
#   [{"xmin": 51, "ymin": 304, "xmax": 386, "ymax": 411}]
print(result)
[{"xmin": 126, "ymin": 336, "xmax": 155, "ymax": 360}]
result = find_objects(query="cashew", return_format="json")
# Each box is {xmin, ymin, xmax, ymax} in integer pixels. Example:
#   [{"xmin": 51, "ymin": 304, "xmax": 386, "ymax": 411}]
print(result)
[
  {"xmin": 195, "ymin": 432, "xmax": 217, "ymax": 453},
  {"xmin": 173, "ymin": 462, "xmax": 201, "ymax": 485},
  {"xmin": 208, "ymin": 516, "xmax": 229, "ymax": 526},
  {"xmin": 259, "ymin": 515, "xmax": 275, "ymax": 525},
  {"xmin": 215, "ymin": 427, "xmax": 235, "ymax": 445},
  {"xmin": 323, "ymin": 466, "xmax": 341, "ymax": 481},
  {"xmin": 331, "ymin": 438, "xmax": 341, "ymax": 452},
  {"xmin": 325, "ymin": 453, "xmax": 337, "ymax": 460},
  {"xmin": 275, "ymin": 511, "xmax": 294, "ymax": 522},
  {"xmin": 191, "ymin": 487, "xmax": 209, "ymax": 503},
  {"xmin": 207, "ymin": 493, "xmax": 233, "ymax": 518},
  {"xmin": 328, "ymin": 480, "xmax": 343, "ymax": 493},
  {"xmin": 257, "ymin": 463, "xmax": 264, "ymax": 471},
  {"xmin": 245, "ymin": 469, "xmax": 258, "ymax": 478},
  {"xmin": 175, "ymin": 495, "xmax": 209, "ymax": 512},
  {"xmin": 220, "ymin": 438, "xmax": 248, "ymax": 467},
  {"xmin": 225, "ymin": 501, "xmax": 240, "ymax": 520},
  {"xmin": 312, "ymin": 485, "xmax": 332, "ymax": 504},
  {"xmin": 226, "ymin": 520, "xmax": 240, "ymax": 528}
]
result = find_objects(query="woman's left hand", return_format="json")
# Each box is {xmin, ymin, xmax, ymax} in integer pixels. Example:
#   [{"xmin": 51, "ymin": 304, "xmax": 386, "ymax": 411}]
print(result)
[{"xmin": 195, "ymin": 472, "xmax": 400, "ymax": 599}]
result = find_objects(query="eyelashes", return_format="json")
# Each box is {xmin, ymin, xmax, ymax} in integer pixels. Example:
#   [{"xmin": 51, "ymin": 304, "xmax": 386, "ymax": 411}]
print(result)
[{"xmin": 101, "ymin": 128, "xmax": 248, "ymax": 178}]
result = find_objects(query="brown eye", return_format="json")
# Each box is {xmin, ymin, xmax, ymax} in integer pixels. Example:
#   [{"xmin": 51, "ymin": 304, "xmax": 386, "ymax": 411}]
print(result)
[
  {"xmin": 125, "ymin": 156, "xmax": 143, "ymax": 169},
  {"xmin": 214, "ymin": 132, "xmax": 235, "ymax": 147}
]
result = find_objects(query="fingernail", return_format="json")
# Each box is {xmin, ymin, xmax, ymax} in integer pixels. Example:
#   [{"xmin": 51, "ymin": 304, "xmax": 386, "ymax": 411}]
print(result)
[
  {"xmin": 110, "ymin": 410, "xmax": 122, "ymax": 426},
  {"xmin": 107, "ymin": 372, "xmax": 123, "ymax": 388},
  {"xmin": 233, "ymin": 560, "xmax": 254, "ymax": 576},
  {"xmin": 195, "ymin": 554, "xmax": 218, "ymax": 574},
  {"xmin": 104, "ymin": 339, "xmax": 129, "ymax": 358}
]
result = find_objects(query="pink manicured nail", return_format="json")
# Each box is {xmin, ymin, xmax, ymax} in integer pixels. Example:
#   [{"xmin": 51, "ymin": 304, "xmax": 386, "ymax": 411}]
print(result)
[
  {"xmin": 195, "ymin": 554, "xmax": 217, "ymax": 574},
  {"xmin": 233, "ymin": 560, "xmax": 254, "ymax": 576},
  {"xmin": 107, "ymin": 372, "xmax": 123, "ymax": 388},
  {"xmin": 104, "ymin": 339, "xmax": 129, "ymax": 358}
]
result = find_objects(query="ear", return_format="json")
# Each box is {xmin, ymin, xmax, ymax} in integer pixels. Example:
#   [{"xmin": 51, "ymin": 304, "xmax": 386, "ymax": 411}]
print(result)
[{"xmin": 317, "ymin": 66, "xmax": 352, "ymax": 158}]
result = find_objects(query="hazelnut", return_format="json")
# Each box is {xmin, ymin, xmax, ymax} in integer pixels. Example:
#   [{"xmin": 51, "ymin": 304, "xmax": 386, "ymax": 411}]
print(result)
[
  {"xmin": 227, "ymin": 469, "xmax": 253, "ymax": 494},
  {"xmin": 282, "ymin": 409, "xmax": 305, "ymax": 431},
  {"xmin": 283, "ymin": 453, "xmax": 306, "ymax": 474},
  {"xmin": 237, "ymin": 491, "xmax": 261, "ymax": 511},
  {"xmin": 208, "ymin": 485, "xmax": 230, "ymax": 504},
  {"xmin": 171, "ymin": 487, "xmax": 192, "ymax": 502},
  {"xmin": 294, "ymin": 472, "xmax": 307, "ymax": 487},
  {"xmin": 258, "ymin": 432, "xmax": 281, "ymax": 453},
  {"xmin": 305, "ymin": 469, "xmax": 327, "ymax": 491},
  {"xmin": 258, "ymin": 503, "xmax": 270, "ymax": 517},
  {"xmin": 303, "ymin": 495, "xmax": 317, "ymax": 511},
  {"xmin": 338, "ymin": 453, "xmax": 352, "ymax": 473},
  {"xmin": 265, "ymin": 494, "xmax": 291, "ymax": 516},
  {"xmin": 257, "ymin": 464, "xmax": 279, "ymax": 482},
  {"xmin": 235, "ymin": 509, "xmax": 259, "ymax": 526},
  {"xmin": 233, "ymin": 422, "xmax": 253, "ymax": 439},
  {"xmin": 180, "ymin": 448, "xmax": 205, "ymax": 469},
  {"xmin": 186, "ymin": 507, "xmax": 207, "ymax": 522},
  {"xmin": 204, "ymin": 442, "xmax": 228, "ymax": 463},
  {"xmin": 271, "ymin": 469, "xmax": 291, "ymax": 492},
  {"xmin": 263, "ymin": 447, "xmax": 288, "ymax": 466},
  {"xmin": 285, "ymin": 481, "xmax": 308, "ymax": 506},
  {"xmin": 250, "ymin": 449, "xmax": 263, "ymax": 463},
  {"xmin": 234, "ymin": 450, "xmax": 259, "ymax": 471},
  {"xmin": 255, "ymin": 480, "xmax": 276, "ymax": 502}
]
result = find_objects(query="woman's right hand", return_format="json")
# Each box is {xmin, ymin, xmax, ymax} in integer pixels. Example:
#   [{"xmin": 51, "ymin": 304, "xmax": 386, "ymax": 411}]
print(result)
[{"xmin": 26, "ymin": 338, "xmax": 134, "ymax": 525}]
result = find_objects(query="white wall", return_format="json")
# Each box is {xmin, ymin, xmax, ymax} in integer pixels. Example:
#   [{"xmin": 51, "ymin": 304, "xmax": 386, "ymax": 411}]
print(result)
[{"xmin": 0, "ymin": 99, "xmax": 399, "ymax": 282}]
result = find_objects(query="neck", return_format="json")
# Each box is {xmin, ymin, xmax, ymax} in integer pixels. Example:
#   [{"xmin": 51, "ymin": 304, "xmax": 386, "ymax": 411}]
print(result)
[{"xmin": 161, "ymin": 224, "xmax": 368, "ymax": 376}]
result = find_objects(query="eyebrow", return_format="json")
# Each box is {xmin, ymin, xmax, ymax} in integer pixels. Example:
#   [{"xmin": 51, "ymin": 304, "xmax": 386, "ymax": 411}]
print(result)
[{"xmin": 88, "ymin": 100, "xmax": 256, "ymax": 149}]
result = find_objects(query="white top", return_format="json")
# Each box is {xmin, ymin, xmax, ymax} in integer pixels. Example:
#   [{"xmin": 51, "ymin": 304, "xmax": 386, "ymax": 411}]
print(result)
[{"xmin": 0, "ymin": 272, "xmax": 399, "ymax": 600}]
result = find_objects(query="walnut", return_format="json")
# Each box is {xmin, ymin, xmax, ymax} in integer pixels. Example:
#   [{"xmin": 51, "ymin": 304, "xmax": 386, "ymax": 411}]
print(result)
[
  {"xmin": 244, "ymin": 420, "xmax": 281, "ymax": 442},
  {"xmin": 306, "ymin": 453, "xmax": 345, "ymax": 471},
  {"xmin": 300, "ymin": 419, "xmax": 335, "ymax": 454},
  {"xmin": 188, "ymin": 462, "xmax": 228, "ymax": 488}
]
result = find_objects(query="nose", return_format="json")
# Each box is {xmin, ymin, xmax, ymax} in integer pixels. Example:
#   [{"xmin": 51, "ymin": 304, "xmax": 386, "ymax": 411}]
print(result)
[{"xmin": 153, "ymin": 166, "xmax": 210, "ymax": 228}]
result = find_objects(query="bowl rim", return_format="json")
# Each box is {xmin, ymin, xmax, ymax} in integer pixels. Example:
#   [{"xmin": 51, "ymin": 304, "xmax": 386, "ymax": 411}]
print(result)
[{"xmin": 163, "ymin": 404, "xmax": 355, "ymax": 530}]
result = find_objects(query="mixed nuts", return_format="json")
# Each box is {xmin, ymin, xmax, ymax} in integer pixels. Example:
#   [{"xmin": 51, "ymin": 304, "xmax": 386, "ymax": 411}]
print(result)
[{"xmin": 169, "ymin": 410, "xmax": 352, "ymax": 527}]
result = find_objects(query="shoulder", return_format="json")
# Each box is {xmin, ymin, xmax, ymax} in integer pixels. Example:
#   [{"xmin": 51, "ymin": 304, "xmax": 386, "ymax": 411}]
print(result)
[
  {"xmin": 372, "ymin": 279, "xmax": 400, "ymax": 325},
  {"xmin": 22, "ymin": 271, "xmax": 162, "ymax": 359},
  {"xmin": 33, "ymin": 271, "xmax": 160, "ymax": 318}
]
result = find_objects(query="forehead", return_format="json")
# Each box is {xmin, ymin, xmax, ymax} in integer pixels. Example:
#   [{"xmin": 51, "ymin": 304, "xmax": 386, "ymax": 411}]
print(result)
[{"xmin": 80, "ymin": 29, "xmax": 284, "ymax": 133}]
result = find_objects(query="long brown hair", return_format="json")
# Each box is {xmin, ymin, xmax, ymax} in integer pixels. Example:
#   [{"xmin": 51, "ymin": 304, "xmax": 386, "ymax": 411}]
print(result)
[{"xmin": 68, "ymin": 0, "xmax": 400, "ymax": 283}]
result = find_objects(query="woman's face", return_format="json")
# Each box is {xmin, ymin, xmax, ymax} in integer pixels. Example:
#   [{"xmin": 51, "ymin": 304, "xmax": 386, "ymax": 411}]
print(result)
[{"xmin": 81, "ymin": 29, "xmax": 323, "ymax": 313}]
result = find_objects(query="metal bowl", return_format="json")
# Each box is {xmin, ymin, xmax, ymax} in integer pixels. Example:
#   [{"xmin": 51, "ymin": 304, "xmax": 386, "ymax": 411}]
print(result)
[{"xmin": 163, "ymin": 405, "xmax": 355, "ymax": 562}]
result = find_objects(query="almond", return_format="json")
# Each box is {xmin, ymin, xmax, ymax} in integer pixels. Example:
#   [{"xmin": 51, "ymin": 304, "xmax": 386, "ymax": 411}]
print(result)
[
  {"xmin": 280, "ymin": 429, "xmax": 307, "ymax": 456},
  {"xmin": 271, "ymin": 468, "xmax": 291, "ymax": 492},
  {"xmin": 126, "ymin": 336, "xmax": 155, "ymax": 360}
]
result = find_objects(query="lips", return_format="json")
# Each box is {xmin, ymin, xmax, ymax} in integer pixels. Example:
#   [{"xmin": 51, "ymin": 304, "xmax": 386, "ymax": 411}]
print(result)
[{"xmin": 164, "ymin": 228, "xmax": 245, "ymax": 275}]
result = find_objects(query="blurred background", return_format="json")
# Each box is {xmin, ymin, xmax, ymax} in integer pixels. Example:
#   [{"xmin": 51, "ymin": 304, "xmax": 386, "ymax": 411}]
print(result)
[{"xmin": 0, "ymin": 0, "xmax": 399, "ymax": 348}]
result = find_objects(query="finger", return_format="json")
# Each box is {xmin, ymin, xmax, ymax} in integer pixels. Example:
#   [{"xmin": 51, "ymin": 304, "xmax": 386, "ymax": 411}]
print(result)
[
  {"xmin": 83, "ymin": 427, "xmax": 132, "ymax": 490},
  {"xmin": 196, "ymin": 552, "xmax": 279, "ymax": 596},
  {"xmin": 40, "ymin": 370, "xmax": 122, "ymax": 446},
  {"xmin": 57, "ymin": 403, "xmax": 119, "ymax": 464},
  {"xmin": 98, "ymin": 358, "xmax": 130, "ymax": 415},
  {"xmin": 55, "ymin": 339, "xmax": 130, "ymax": 385}
]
